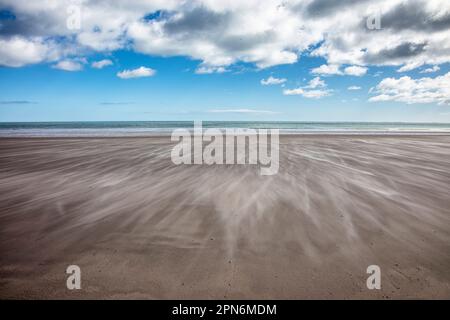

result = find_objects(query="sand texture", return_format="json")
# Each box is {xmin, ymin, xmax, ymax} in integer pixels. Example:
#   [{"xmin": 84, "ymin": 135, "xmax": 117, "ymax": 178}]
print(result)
[{"xmin": 0, "ymin": 135, "xmax": 449, "ymax": 299}]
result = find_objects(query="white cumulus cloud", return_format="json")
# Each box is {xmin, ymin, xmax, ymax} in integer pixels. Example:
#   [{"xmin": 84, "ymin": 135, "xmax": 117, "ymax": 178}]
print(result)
[
  {"xmin": 283, "ymin": 77, "xmax": 331, "ymax": 98},
  {"xmin": 92, "ymin": 59, "xmax": 113, "ymax": 69},
  {"xmin": 0, "ymin": 36, "xmax": 60, "ymax": 67},
  {"xmin": 369, "ymin": 72, "xmax": 450, "ymax": 105},
  {"xmin": 311, "ymin": 64, "xmax": 343, "ymax": 76},
  {"xmin": 420, "ymin": 66, "xmax": 440, "ymax": 73},
  {"xmin": 306, "ymin": 77, "xmax": 326, "ymax": 89},
  {"xmin": 283, "ymin": 88, "xmax": 331, "ymax": 98},
  {"xmin": 117, "ymin": 66, "xmax": 156, "ymax": 79},
  {"xmin": 312, "ymin": 64, "xmax": 367, "ymax": 76},
  {"xmin": 344, "ymin": 66, "xmax": 367, "ymax": 76},
  {"xmin": 195, "ymin": 65, "xmax": 228, "ymax": 74},
  {"xmin": 52, "ymin": 59, "xmax": 84, "ymax": 71},
  {"xmin": 1, "ymin": 0, "xmax": 450, "ymax": 79},
  {"xmin": 261, "ymin": 76, "xmax": 287, "ymax": 85}
]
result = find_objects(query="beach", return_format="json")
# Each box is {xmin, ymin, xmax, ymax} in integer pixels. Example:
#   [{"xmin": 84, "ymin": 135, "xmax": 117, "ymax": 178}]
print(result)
[{"xmin": 0, "ymin": 135, "xmax": 449, "ymax": 299}]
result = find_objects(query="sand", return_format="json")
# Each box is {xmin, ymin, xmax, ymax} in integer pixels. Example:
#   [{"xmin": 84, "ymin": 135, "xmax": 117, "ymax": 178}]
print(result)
[{"xmin": 0, "ymin": 135, "xmax": 449, "ymax": 299}]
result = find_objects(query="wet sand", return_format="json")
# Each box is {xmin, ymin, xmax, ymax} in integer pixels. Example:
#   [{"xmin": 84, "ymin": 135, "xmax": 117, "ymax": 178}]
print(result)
[{"xmin": 0, "ymin": 135, "xmax": 449, "ymax": 299}]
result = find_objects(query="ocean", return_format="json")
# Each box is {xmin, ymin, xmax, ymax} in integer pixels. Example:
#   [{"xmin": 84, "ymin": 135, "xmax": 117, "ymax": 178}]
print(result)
[{"xmin": 1, "ymin": 121, "xmax": 450, "ymax": 137}]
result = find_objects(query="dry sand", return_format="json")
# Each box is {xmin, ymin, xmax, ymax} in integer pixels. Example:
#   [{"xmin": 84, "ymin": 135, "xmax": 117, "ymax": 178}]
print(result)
[{"xmin": 0, "ymin": 135, "xmax": 449, "ymax": 299}]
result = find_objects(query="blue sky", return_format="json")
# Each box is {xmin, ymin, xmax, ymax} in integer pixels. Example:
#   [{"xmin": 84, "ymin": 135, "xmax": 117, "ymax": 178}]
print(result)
[{"xmin": 1, "ymin": 0, "xmax": 450, "ymax": 122}]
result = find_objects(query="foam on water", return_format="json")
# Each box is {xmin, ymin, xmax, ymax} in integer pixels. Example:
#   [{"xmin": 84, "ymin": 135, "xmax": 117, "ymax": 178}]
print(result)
[{"xmin": 1, "ymin": 121, "xmax": 450, "ymax": 137}]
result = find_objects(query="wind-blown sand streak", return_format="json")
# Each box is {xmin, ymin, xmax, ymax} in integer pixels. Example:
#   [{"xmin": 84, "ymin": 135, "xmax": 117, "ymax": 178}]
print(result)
[{"xmin": 0, "ymin": 135, "xmax": 449, "ymax": 299}]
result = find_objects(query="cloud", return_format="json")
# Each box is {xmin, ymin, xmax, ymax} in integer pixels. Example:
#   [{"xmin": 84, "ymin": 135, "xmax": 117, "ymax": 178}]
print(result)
[
  {"xmin": 0, "ymin": 1, "xmax": 313, "ymax": 69},
  {"xmin": 261, "ymin": 76, "xmax": 287, "ymax": 85},
  {"xmin": 380, "ymin": 1, "xmax": 450, "ymax": 32},
  {"xmin": 283, "ymin": 88, "xmax": 331, "ymax": 98},
  {"xmin": 420, "ymin": 66, "xmax": 440, "ymax": 73},
  {"xmin": 348, "ymin": 86, "xmax": 361, "ymax": 90},
  {"xmin": 305, "ymin": 76, "xmax": 326, "ymax": 89},
  {"xmin": 195, "ymin": 65, "xmax": 228, "ymax": 74},
  {"xmin": 0, "ymin": 100, "xmax": 36, "ymax": 104},
  {"xmin": 208, "ymin": 108, "xmax": 279, "ymax": 114},
  {"xmin": 309, "ymin": 0, "xmax": 450, "ymax": 72},
  {"xmin": 365, "ymin": 42, "xmax": 428, "ymax": 65},
  {"xmin": 343, "ymin": 65, "xmax": 367, "ymax": 76},
  {"xmin": 127, "ymin": 4, "xmax": 307, "ymax": 70},
  {"xmin": 283, "ymin": 77, "xmax": 331, "ymax": 98},
  {"xmin": 99, "ymin": 101, "xmax": 134, "ymax": 105},
  {"xmin": 117, "ymin": 66, "xmax": 156, "ymax": 79},
  {"xmin": 52, "ymin": 59, "xmax": 84, "ymax": 71},
  {"xmin": 92, "ymin": 59, "xmax": 113, "ymax": 69},
  {"xmin": 0, "ymin": 36, "xmax": 59, "ymax": 67},
  {"xmin": 397, "ymin": 61, "xmax": 426, "ymax": 73},
  {"xmin": 312, "ymin": 64, "xmax": 367, "ymax": 76},
  {"xmin": 163, "ymin": 7, "xmax": 230, "ymax": 35},
  {"xmin": 369, "ymin": 72, "xmax": 450, "ymax": 105},
  {"xmin": 304, "ymin": 0, "xmax": 372, "ymax": 17},
  {"xmin": 1, "ymin": 0, "xmax": 450, "ymax": 75},
  {"xmin": 311, "ymin": 64, "xmax": 342, "ymax": 76}
]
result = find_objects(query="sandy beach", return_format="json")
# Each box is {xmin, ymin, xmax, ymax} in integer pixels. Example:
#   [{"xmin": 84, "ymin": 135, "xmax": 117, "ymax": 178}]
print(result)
[{"xmin": 0, "ymin": 135, "xmax": 449, "ymax": 299}]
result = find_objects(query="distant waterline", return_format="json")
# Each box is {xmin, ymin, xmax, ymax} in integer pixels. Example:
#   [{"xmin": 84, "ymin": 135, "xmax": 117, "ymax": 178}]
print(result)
[{"xmin": 1, "ymin": 121, "xmax": 450, "ymax": 137}]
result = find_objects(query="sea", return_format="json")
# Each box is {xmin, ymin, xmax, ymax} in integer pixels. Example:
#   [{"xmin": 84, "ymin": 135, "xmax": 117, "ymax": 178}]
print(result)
[{"xmin": 1, "ymin": 121, "xmax": 450, "ymax": 137}]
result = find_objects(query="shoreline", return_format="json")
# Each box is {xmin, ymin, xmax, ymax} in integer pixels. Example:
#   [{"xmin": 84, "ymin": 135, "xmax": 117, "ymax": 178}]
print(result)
[{"xmin": 2, "ymin": 131, "xmax": 450, "ymax": 138}]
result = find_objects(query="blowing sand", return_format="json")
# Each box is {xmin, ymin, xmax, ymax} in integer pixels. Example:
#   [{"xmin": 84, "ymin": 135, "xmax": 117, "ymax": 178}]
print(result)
[{"xmin": 0, "ymin": 135, "xmax": 449, "ymax": 299}]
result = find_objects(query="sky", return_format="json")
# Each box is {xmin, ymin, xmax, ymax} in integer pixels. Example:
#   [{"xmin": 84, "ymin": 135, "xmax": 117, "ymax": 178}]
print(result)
[{"xmin": 0, "ymin": 0, "xmax": 450, "ymax": 122}]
